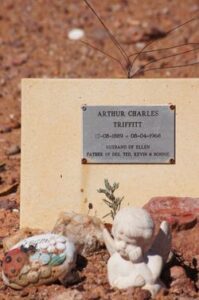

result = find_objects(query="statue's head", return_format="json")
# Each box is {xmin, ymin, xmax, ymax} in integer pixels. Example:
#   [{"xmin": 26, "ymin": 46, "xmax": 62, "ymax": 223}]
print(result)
[{"xmin": 112, "ymin": 207, "xmax": 154, "ymax": 261}]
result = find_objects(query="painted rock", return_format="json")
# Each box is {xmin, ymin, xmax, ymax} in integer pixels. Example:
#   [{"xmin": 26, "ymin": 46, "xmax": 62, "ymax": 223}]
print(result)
[{"xmin": 2, "ymin": 234, "xmax": 77, "ymax": 289}]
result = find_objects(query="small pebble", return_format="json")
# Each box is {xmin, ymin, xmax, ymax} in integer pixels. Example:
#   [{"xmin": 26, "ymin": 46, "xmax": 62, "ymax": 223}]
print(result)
[
  {"xmin": 39, "ymin": 242, "xmax": 49, "ymax": 250},
  {"xmin": 49, "ymin": 239, "xmax": 56, "ymax": 245},
  {"xmin": 135, "ymin": 42, "xmax": 146, "ymax": 50},
  {"xmin": 40, "ymin": 266, "xmax": 51, "ymax": 279},
  {"xmin": 68, "ymin": 28, "xmax": 85, "ymax": 40},
  {"xmin": 161, "ymin": 7, "xmax": 169, "ymax": 15},
  {"xmin": 56, "ymin": 243, "xmax": 65, "ymax": 251},
  {"xmin": 6, "ymin": 145, "xmax": 21, "ymax": 156},
  {"xmin": 170, "ymin": 266, "xmax": 186, "ymax": 280},
  {"xmin": 9, "ymin": 114, "xmax": 15, "ymax": 120},
  {"xmin": 39, "ymin": 253, "xmax": 51, "ymax": 265},
  {"xmin": 0, "ymin": 125, "xmax": 11, "ymax": 134},
  {"xmin": 27, "ymin": 271, "xmax": 39, "ymax": 283},
  {"xmin": 56, "ymin": 236, "xmax": 66, "ymax": 243},
  {"xmin": 190, "ymin": 4, "xmax": 199, "ymax": 12},
  {"xmin": 47, "ymin": 245, "xmax": 55, "ymax": 253},
  {"xmin": 20, "ymin": 265, "xmax": 31, "ymax": 275},
  {"xmin": 20, "ymin": 290, "xmax": 29, "ymax": 297},
  {"xmin": 15, "ymin": 275, "xmax": 29, "ymax": 287},
  {"xmin": 30, "ymin": 252, "xmax": 40, "ymax": 262}
]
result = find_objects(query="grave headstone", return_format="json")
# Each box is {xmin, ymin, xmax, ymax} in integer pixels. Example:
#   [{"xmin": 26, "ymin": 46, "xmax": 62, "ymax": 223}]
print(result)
[{"xmin": 21, "ymin": 79, "xmax": 199, "ymax": 230}]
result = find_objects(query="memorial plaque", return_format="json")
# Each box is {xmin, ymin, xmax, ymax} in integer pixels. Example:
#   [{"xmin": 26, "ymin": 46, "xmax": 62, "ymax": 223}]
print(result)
[{"xmin": 83, "ymin": 105, "xmax": 175, "ymax": 164}]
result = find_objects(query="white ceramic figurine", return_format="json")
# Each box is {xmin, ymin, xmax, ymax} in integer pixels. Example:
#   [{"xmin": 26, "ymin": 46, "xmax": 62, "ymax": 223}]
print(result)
[{"xmin": 103, "ymin": 207, "xmax": 171, "ymax": 297}]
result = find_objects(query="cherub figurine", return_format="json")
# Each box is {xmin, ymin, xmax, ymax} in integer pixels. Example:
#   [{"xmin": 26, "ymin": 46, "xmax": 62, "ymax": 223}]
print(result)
[{"xmin": 103, "ymin": 207, "xmax": 171, "ymax": 297}]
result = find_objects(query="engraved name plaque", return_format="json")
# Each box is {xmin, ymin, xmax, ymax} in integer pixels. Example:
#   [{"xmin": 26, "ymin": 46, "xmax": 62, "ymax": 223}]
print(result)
[{"xmin": 82, "ymin": 105, "xmax": 175, "ymax": 164}]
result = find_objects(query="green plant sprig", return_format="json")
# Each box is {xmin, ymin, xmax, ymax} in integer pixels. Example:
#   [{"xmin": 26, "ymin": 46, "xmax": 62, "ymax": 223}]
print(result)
[{"xmin": 97, "ymin": 179, "xmax": 124, "ymax": 220}]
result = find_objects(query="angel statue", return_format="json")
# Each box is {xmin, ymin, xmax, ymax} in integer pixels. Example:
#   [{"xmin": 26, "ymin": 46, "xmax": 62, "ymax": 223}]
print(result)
[{"xmin": 103, "ymin": 207, "xmax": 171, "ymax": 297}]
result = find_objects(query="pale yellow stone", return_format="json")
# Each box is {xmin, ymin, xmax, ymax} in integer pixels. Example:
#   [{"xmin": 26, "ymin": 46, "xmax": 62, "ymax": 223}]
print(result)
[
  {"xmin": 40, "ymin": 266, "xmax": 52, "ymax": 279},
  {"xmin": 20, "ymin": 265, "xmax": 31, "ymax": 275},
  {"xmin": 15, "ymin": 274, "xmax": 29, "ymax": 287},
  {"xmin": 21, "ymin": 79, "xmax": 199, "ymax": 230},
  {"xmin": 27, "ymin": 271, "xmax": 39, "ymax": 283}
]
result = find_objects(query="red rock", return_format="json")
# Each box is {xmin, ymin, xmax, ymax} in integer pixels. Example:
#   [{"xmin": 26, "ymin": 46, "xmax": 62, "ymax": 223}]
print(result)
[
  {"xmin": 12, "ymin": 53, "xmax": 28, "ymax": 66},
  {"xmin": 6, "ymin": 145, "xmax": 21, "ymax": 156},
  {"xmin": 168, "ymin": 266, "xmax": 196, "ymax": 296},
  {"xmin": 172, "ymin": 223, "xmax": 199, "ymax": 263},
  {"xmin": 143, "ymin": 197, "xmax": 199, "ymax": 231},
  {"xmin": 0, "ymin": 199, "xmax": 17, "ymax": 210},
  {"xmin": 0, "ymin": 125, "xmax": 12, "ymax": 133},
  {"xmin": 170, "ymin": 266, "xmax": 186, "ymax": 280}
]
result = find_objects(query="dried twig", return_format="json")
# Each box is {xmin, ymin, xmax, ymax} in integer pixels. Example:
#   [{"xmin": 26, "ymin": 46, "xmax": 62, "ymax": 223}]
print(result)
[
  {"xmin": 81, "ymin": 0, "xmax": 199, "ymax": 78},
  {"xmin": 0, "ymin": 183, "xmax": 19, "ymax": 197}
]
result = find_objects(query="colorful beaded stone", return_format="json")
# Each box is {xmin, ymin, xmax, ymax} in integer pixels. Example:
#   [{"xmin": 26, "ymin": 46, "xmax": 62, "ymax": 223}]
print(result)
[{"xmin": 2, "ymin": 234, "xmax": 76, "ymax": 289}]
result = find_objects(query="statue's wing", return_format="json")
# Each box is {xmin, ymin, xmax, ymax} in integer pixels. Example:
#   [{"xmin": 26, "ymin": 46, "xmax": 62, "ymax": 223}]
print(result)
[
  {"xmin": 149, "ymin": 221, "xmax": 171, "ymax": 263},
  {"xmin": 103, "ymin": 228, "xmax": 116, "ymax": 255}
]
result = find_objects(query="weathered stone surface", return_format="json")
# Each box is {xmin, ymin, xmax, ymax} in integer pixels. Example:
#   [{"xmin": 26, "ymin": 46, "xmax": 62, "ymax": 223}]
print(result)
[
  {"xmin": 6, "ymin": 145, "xmax": 21, "ymax": 156},
  {"xmin": 143, "ymin": 197, "xmax": 199, "ymax": 231},
  {"xmin": 169, "ymin": 265, "xmax": 196, "ymax": 296},
  {"xmin": 144, "ymin": 197, "xmax": 199, "ymax": 265},
  {"xmin": 2, "ymin": 234, "xmax": 77, "ymax": 289},
  {"xmin": 172, "ymin": 223, "xmax": 199, "ymax": 263},
  {"xmin": 53, "ymin": 212, "xmax": 105, "ymax": 256},
  {"xmin": 0, "ymin": 199, "xmax": 17, "ymax": 210},
  {"xmin": 170, "ymin": 265, "xmax": 186, "ymax": 281},
  {"xmin": 49, "ymin": 289, "xmax": 83, "ymax": 300}
]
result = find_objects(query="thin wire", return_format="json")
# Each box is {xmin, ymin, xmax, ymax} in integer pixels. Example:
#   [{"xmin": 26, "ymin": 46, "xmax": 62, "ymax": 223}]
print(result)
[
  {"xmin": 129, "ymin": 42, "xmax": 199, "ymax": 57},
  {"xmin": 134, "ymin": 61, "xmax": 199, "ymax": 76},
  {"xmin": 83, "ymin": 0, "xmax": 130, "ymax": 66},
  {"xmin": 141, "ymin": 46, "xmax": 199, "ymax": 70},
  {"xmin": 82, "ymin": 0, "xmax": 199, "ymax": 78},
  {"xmin": 130, "ymin": 16, "xmax": 199, "ymax": 68},
  {"xmin": 80, "ymin": 40, "xmax": 127, "ymax": 74}
]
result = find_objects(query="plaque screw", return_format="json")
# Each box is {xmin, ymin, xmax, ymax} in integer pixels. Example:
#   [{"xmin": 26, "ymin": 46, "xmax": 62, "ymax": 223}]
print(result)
[
  {"xmin": 169, "ymin": 158, "xmax": 175, "ymax": 164},
  {"xmin": 82, "ymin": 158, "xmax": 87, "ymax": 164},
  {"xmin": 82, "ymin": 106, "xmax": 87, "ymax": 111},
  {"xmin": 170, "ymin": 104, "xmax": 175, "ymax": 110}
]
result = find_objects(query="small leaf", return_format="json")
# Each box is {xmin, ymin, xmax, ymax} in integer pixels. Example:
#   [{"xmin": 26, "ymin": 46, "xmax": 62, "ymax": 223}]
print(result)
[
  {"xmin": 106, "ymin": 192, "xmax": 113, "ymax": 199},
  {"xmin": 98, "ymin": 179, "xmax": 123, "ymax": 220},
  {"xmin": 49, "ymin": 253, "xmax": 66, "ymax": 266},
  {"xmin": 103, "ymin": 212, "xmax": 111, "ymax": 218},
  {"xmin": 103, "ymin": 199, "xmax": 114, "ymax": 208},
  {"xmin": 113, "ymin": 182, "xmax": 119, "ymax": 190},
  {"xmin": 97, "ymin": 188, "xmax": 106, "ymax": 194},
  {"xmin": 111, "ymin": 210, "xmax": 114, "ymax": 220},
  {"xmin": 104, "ymin": 179, "xmax": 112, "ymax": 192}
]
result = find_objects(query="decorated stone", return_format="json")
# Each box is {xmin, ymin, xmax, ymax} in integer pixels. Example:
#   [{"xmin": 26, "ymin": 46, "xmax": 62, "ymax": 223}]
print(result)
[{"xmin": 2, "ymin": 234, "xmax": 77, "ymax": 289}]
